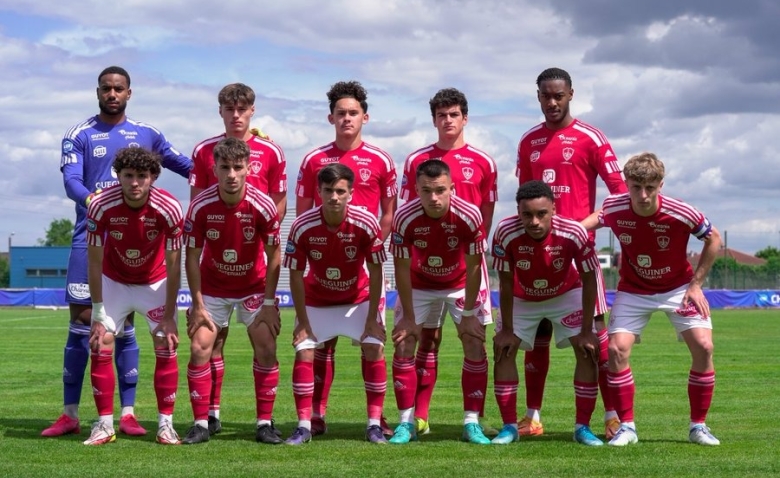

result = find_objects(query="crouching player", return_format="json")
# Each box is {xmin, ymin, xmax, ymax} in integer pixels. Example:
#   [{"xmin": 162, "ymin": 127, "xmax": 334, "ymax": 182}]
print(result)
[
  {"xmin": 491, "ymin": 180, "xmax": 603, "ymax": 445},
  {"xmin": 583, "ymin": 152, "xmax": 722, "ymax": 446},
  {"xmin": 84, "ymin": 147, "xmax": 183, "ymax": 445},
  {"xmin": 389, "ymin": 159, "xmax": 492, "ymax": 445},
  {"xmin": 181, "ymin": 137, "xmax": 283, "ymax": 445},
  {"xmin": 283, "ymin": 163, "xmax": 388, "ymax": 445}
]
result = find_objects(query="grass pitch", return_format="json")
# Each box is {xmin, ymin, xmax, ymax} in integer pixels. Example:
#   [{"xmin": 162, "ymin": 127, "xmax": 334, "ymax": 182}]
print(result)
[{"xmin": 0, "ymin": 307, "xmax": 778, "ymax": 477}]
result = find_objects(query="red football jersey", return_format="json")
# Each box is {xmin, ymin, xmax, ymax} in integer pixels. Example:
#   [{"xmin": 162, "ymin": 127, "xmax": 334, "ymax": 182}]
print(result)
[
  {"xmin": 516, "ymin": 119, "xmax": 626, "ymax": 222},
  {"xmin": 295, "ymin": 141, "xmax": 397, "ymax": 216},
  {"xmin": 87, "ymin": 185, "xmax": 183, "ymax": 285},
  {"xmin": 491, "ymin": 215, "xmax": 599, "ymax": 301},
  {"xmin": 390, "ymin": 195, "xmax": 486, "ymax": 290},
  {"xmin": 400, "ymin": 143, "xmax": 497, "ymax": 207},
  {"xmin": 599, "ymin": 193, "xmax": 713, "ymax": 294},
  {"xmin": 284, "ymin": 205, "xmax": 386, "ymax": 306},
  {"xmin": 189, "ymin": 133, "xmax": 287, "ymax": 195},
  {"xmin": 184, "ymin": 184, "xmax": 281, "ymax": 299}
]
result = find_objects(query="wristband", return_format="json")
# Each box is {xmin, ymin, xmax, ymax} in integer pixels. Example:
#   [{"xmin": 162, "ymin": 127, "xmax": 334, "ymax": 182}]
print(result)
[
  {"xmin": 461, "ymin": 309, "xmax": 475, "ymax": 317},
  {"xmin": 263, "ymin": 298, "xmax": 276, "ymax": 307}
]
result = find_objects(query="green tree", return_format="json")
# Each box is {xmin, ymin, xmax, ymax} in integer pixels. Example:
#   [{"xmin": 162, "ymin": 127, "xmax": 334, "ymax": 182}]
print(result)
[
  {"xmin": 755, "ymin": 246, "xmax": 780, "ymax": 260},
  {"xmin": 38, "ymin": 218, "xmax": 74, "ymax": 246},
  {"xmin": 0, "ymin": 255, "xmax": 9, "ymax": 287}
]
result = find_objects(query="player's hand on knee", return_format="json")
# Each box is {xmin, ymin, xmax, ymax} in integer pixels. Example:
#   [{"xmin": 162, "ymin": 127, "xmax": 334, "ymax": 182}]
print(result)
[
  {"xmin": 492, "ymin": 329, "xmax": 519, "ymax": 363},
  {"xmin": 89, "ymin": 322, "xmax": 107, "ymax": 352},
  {"xmin": 457, "ymin": 315, "xmax": 486, "ymax": 342},
  {"xmin": 571, "ymin": 331, "xmax": 598, "ymax": 364},
  {"xmin": 682, "ymin": 283, "xmax": 710, "ymax": 318},
  {"xmin": 361, "ymin": 319, "xmax": 387, "ymax": 344},
  {"xmin": 187, "ymin": 307, "xmax": 215, "ymax": 338},
  {"xmin": 153, "ymin": 318, "xmax": 179, "ymax": 353},
  {"xmin": 292, "ymin": 323, "xmax": 316, "ymax": 347},
  {"xmin": 391, "ymin": 317, "xmax": 420, "ymax": 345},
  {"xmin": 252, "ymin": 305, "xmax": 281, "ymax": 337}
]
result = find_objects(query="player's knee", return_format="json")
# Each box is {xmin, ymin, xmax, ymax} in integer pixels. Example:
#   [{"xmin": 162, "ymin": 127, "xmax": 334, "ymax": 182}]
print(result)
[
  {"xmin": 361, "ymin": 344, "xmax": 384, "ymax": 361},
  {"xmin": 394, "ymin": 336, "xmax": 417, "ymax": 357},
  {"xmin": 321, "ymin": 337, "xmax": 339, "ymax": 353},
  {"xmin": 461, "ymin": 335, "xmax": 485, "ymax": 360},
  {"xmin": 419, "ymin": 328, "xmax": 442, "ymax": 350},
  {"xmin": 295, "ymin": 348, "xmax": 315, "ymax": 362},
  {"xmin": 253, "ymin": 343, "xmax": 278, "ymax": 366}
]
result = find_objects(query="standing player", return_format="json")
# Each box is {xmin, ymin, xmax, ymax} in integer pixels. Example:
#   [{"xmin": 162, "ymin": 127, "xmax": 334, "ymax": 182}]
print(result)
[
  {"xmin": 284, "ymin": 163, "xmax": 388, "ymax": 445},
  {"xmin": 295, "ymin": 81, "xmax": 397, "ymax": 436},
  {"xmin": 188, "ymin": 83, "xmax": 287, "ymax": 435},
  {"xmin": 491, "ymin": 181, "xmax": 603, "ymax": 446},
  {"xmin": 45, "ymin": 66, "xmax": 191, "ymax": 438},
  {"xmin": 181, "ymin": 138, "xmax": 283, "ymax": 445},
  {"xmin": 389, "ymin": 159, "xmax": 491, "ymax": 445},
  {"xmin": 515, "ymin": 67, "xmax": 626, "ymax": 438},
  {"xmin": 399, "ymin": 88, "xmax": 497, "ymax": 435},
  {"xmin": 582, "ymin": 153, "xmax": 721, "ymax": 446},
  {"xmin": 83, "ymin": 148, "xmax": 183, "ymax": 445}
]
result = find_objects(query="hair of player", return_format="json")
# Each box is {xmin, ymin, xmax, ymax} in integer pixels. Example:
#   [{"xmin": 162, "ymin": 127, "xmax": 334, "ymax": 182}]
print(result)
[
  {"xmin": 623, "ymin": 152, "xmax": 666, "ymax": 183},
  {"xmin": 516, "ymin": 180, "xmax": 555, "ymax": 204},
  {"xmin": 218, "ymin": 83, "xmax": 256, "ymax": 106},
  {"xmin": 318, "ymin": 163, "xmax": 355, "ymax": 188},
  {"xmin": 536, "ymin": 67, "xmax": 572, "ymax": 88},
  {"xmin": 112, "ymin": 147, "xmax": 161, "ymax": 179},
  {"xmin": 327, "ymin": 81, "xmax": 368, "ymax": 113},
  {"xmin": 429, "ymin": 87, "xmax": 468, "ymax": 117},
  {"xmin": 98, "ymin": 66, "xmax": 131, "ymax": 87},
  {"xmin": 416, "ymin": 159, "xmax": 451, "ymax": 180},
  {"xmin": 213, "ymin": 137, "xmax": 250, "ymax": 164}
]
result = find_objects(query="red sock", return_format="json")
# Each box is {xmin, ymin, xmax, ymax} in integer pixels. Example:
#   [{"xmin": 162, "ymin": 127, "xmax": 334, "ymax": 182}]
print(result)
[
  {"xmin": 596, "ymin": 329, "xmax": 614, "ymax": 412},
  {"xmin": 209, "ymin": 356, "xmax": 224, "ymax": 415},
  {"xmin": 362, "ymin": 356, "xmax": 386, "ymax": 421},
  {"xmin": 688, "ymin": 370, "xmax": 715, "ymax": 423},
  {"xmin": 292, "ymin": 359, "xmax": 314, "ymax": 422},
  {"xmin": 312, "ymin": 347, "xmax": 335, "ymax": 417},
  {"xmin": 574, "ymin": 380, "xmax": 598, "ymax": 426},
  {"xmin": 607, "ymin": 368, "xmax": 635, "ymax": 422},
  {"xmin": 154, "ymin": 348, "xmax": 178, "ymax": 416},
  {"xmin": 524, "ymin": 334, "xmax": 551, "ymax": 410},
  {"xmin": 254, "ymin": 360, "xmax": 279, "ymax": 421},
  {"xmin": 414, "ymin": 348, "xmax": 438, "ymax": 420},
  {"xmin": 91, "ymin": 349, "xmax": 115, "ymax": 416},
  {"xmin": 494, "ymin": 380, "xmax": 518, "ymax": 425},
  {"xmin": 462, "ymin": 357, "xmax": 488, "ymax": 413},
  {"xmin": 187, "ymin": 362, "xmax": 211, "ymax": 421},
  {"xmin": 392, "ymin": 355, "xmax": 416, "ymax": 411}
]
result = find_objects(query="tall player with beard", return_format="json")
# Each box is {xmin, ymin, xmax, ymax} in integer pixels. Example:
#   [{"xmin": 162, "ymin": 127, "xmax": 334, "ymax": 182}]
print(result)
[
  {"xmin": 83, "ymin": 148, "xmax": 184, "ymax": 445},
  {"xmin": 188, "ymin": 83, "xmax": 287, "ymax": 436},
  {"xmin": 45, "ymin": 66, "xmax": 191, "ymax": 438},
  {"xmin": 515, "ymin": 67, "xmax": 626, "ymax": 438},
  {"xmin": 399, "ymin": 88, "xmax": 497, "ymax": 435},
  {"xmin": 389, "ymin": 159, "xmax": 492, "ymax": 445},
  {"xmin": 181, "ymin": 138, "xmax": 283, "ymax": 445},
  {"xmin": 295, "ymin": 81, "xmax": 397, "ymax": 436},
  {"xmin": 284, "ymin": 163, "xmax": 388, "ymax": 445}
]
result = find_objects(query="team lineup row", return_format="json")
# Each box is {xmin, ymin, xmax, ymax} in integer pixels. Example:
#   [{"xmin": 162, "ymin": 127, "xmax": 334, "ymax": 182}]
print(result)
[{"xmin": 43, "ymin": 65, "xmax": 721, "ymax": 448}]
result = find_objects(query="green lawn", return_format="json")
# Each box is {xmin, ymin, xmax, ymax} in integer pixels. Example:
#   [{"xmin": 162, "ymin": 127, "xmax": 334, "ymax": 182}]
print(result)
[{"xmin": 0, "ymin": 308, "xmax": 777, "ymax": 477}]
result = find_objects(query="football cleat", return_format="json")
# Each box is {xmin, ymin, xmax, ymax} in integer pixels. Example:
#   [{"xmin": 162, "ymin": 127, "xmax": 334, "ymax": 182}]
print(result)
[
  {"xmin": 689, "ymin": 424, "xmax": 720, "ymax": 446},
  {"xmin": 119, "ymin": 414, "xmax": 147, "ymax": 436},
  {"xmin": 310, "ymin": 417, "xmax": 327, "ymax": 437},
  {"xmin": 380, "ymin": 415, "xmax": 393, "ymax": 437},
  {"xmin": 388, "ymin": 422, "xmax": 417, "ymax": 444},
  {"xmin": 83, "ymin": 421, "xmax": 116, "ymax": 446},
  {"xmin": 155, "ymin": 421, "xmax": 181, "ymax": 445},
  {"xmin": 415, "ymin": 417, "xmax": 431, "ymax": 435},
  {"xmin": 207, "ymin": 416, "xmax": 222, "ymax": 436},
  {"xmin": 41, "ymin": 414, "xmax": 81, "ymax": 437},
  {"xmin": 491, "ymin": 424, "xmax": 519, "ymax": 444},
  {"xmin": 574, "ymin": 426, "xmax": 604, "ymax": 446},
  {"xmin": 256, "ymin": 424, "xmax": 283, "ymax": 444},
  {"xmin": 461, "ymin": 423, "xmax": 491, "ymax": 445},
  {"xmin": 284, "ymin": 427, "xmax": 312, "ymax": 445},
  {"xmin": 607, "ymin": 424, "xmax": 638, "ymax": 447},
  {"xmin": 365, "ymin": 425, "xmax": 388, "ymax": 444},
  {"xmin": 517, "ymin": 416, "xmax": 544, "ymax": 436},
  {"xmin": 182, "ymin": 424, "xmax": 210, "ymax": 445}
]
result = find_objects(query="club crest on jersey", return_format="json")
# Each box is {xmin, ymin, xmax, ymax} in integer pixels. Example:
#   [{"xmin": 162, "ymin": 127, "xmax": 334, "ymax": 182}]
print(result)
[
  {"xmin": 310, "ymin": 250, "xmax": 323, "ymax": 260},
  {"xmin": 223, "ymin": 249, "xmax": 238, "ymax": 264},
  {"xmin": 207, "ymin": 229, "xmax": 220, "ymax": 240},
  {"xmin": 530, "ymin": 151, "xmax": 541, "ymax": 162},
  {"xmin": 243, "ymin": 226, "xmax": 255, "ymax": 241},
  {"xmin": 462, "ymin": 167, "xmax": 474, "ymax": 181},
  {"xmin": 516, "ymin": 260, "xmax": 530, "ymax": 270},
  {"xmin": 542, "ymin": 169, "xmax": 556, "ymax": 183},
  {"xmin": 345, "ymin": 246, "xmax": 357, "ymax": 260},
  {"xmin": 637, "ymin": 255, "xmax": 652, "ymax": 268},
  {"xmin": 126, "ymin": 249, "xmax": 140, "ymax": 259},
  {"xmin": 657, "ymin": 236, "xmax": 670, "ymax": 249},
  {"xmin": 359, "ymin": 168, "xmax": 371, "ymax": 183},
  {"xmin": 562, "ymin": 147, "xmax": 574, "ymax": 161},
  {"xmin": 250, "ymin": 161, "xmax": 262, "ymax": 175},
  {"xmin": 326, "ymin": 268, "xmax": 341, "ymax": 280},
  {"xmin": 146, "ymin": 230, "xmax": 158, "ymax": 241},
  {"xmin": 553, "ymin": 258, "xmax": 564, "ymax": 270},
  {"xmin": 447, "ymin": 237, "xmax": 459, "ymax": 249},
  {"xmin": 428, "ymin": 256, "xmax": 443, "ymax": 267},
  {"xmin": 110, "ymin": 230, "xmax": 123, "ymax": 241},
  {"xmin": 533, "ymin": 279, "xmax": 549, "ymax": 289},
  {"xmin": 619, "ymin": 233, "xmax": 632, "ymax": 245}
]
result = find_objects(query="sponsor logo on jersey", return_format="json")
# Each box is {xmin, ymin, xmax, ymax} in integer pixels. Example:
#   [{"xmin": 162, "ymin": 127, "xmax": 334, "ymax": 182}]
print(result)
[
  {"xmin": 147, "ymin": 230, "xmax": 158, "ymax": 241},
  {"xmin": 462, "ymin": 167, "xmax": 474, "ymax": 181},
  {"xmin": 674, "ymin": 302, "xmax": 700, "ymax": 318},
  {"xmin": 87, "ymin": 219, "xmax": 97, "ymax": 232},
  {"xmin": 345, "ymin": 246, "xmax": 357, "ymax": 259},
  {"xmin": 414, "ymin": 226, "xmax": 430, "ymax": 235},
  {"xmin": 447, "ymin": 236, "xmax": 459, "ymax": 249},
  {"xmin": 657, "ymin": 236, "xmax": 670, "ymax": 249},
  {"xmin": 605, "ymin": 149, "xmax": 614, "ymax": 158},
  {"xmin": 427, "ymin": 256, "xmax": 443, "ymax": 267},
  {"xmin": 533, "ymin": 279, "xmax": 549, "ymax": 289},
  {"xmin": 617, "ymin": 220, "xmax": 636, "ymax": 229},
  {"xmin": 530, "ymin": 151, "xmax": 541, "ymax": 162},
  {"xmin": 542, "ymin": 169, "xmax": 556, "ymax": 183},
  {"xmin": 242, "ymin": 295, "xmax": 262, "ymax": 311},
  {"xmin": 207, "ymin": 214, "xmax": 225, "ymax": 222},
  {"xmin": 648, "ymin": 221, "xmax": 670, "ymax": 232},
  {"xmin": 453, "ymin": 153, "xmax": 473, "ymax": 164},
  {"xmin": 67, "ymin": 283, "xmax": 91, "ymax": 300},
  {"xmin": 207, "ymin": 229, "xmax": 220, "ymax": 240},
  {"xmin": 359, "ymin": 168, "xmax": 371, "ymax": 183},
  {"xmin": 553, "ymin": 258, "xmax": 564, "ymax": 270},
  {"xmin": 561, "ymin": 310, "xmax": 583, "ymax": 328},
  {"xmin": 557, "ymin": 134, "xmax": 577, "ymax": 143},
  {"xmin": 147, "ymin": 305, "xmax": 165, "ymax": 323},
  {"xmin": 414, "ymin": 240, "xmax": 427, "ymax": 248},
  {"xmin": 310, "ymin": 250, "xmax": 322, "ymax": 260},
  {"xmin": 309, "ymin": 236, "xmax": 327, "ymax": 244},
  {"xmin": 110, "ymin": 230, "xmax": 123, "ymax": 240},
  {"xmin": 118, "ymin": 129, "xmax": 138, "ymax": 139},
  {"xmin": 531, "ymin": 138, "xmax": 547, "ymax": 146},
  {"xmin": 493, "ymin": 244, "xmax": 505, "ymax": 257},
  {"xmin": 440, "ymin": 222, "xmax": 457, "ymax": 233},
  {"xmin": 91, "ymin": 132, "xmax": 110, "ymax": 141},
  {"xmin": 326, "ymin": 267, "xmax": 341, "ymax": 280},
  {"xmin": 285, "ymin": 240, "xmax": 296, "ymax": 254},
  {"xmin": 223, "ymin": 249, "xmax": 238, "ymax": 263},
  {"xmin": 516, "ymin": 260, "xmax": 530, "ymax": 270},
  {"xmin": 62, "ymin": 140, "xmax": 74, "ymax": 154},
  {"xmin": 337, "ymin": 232, "xmax": 355, "ymax": 241},
  {"xmin": 126, "ymin": 249, "xmax": 140, "ymax": 259},
  {"xmin": 562, "ymin": 147, "xmax": 574, "ymax": 161},
  {"xmin": 637, "ymin": 255, "xmax": 652, "ymax": 268},
  {"xmin": 249, "ymin": 161, "xmax": 262, "ymax": 175},
  {"xmin": 619, "ymin": 233, "xmax": 632, "ymax": 245},
  {"xmin": 110, "ymin": 217, "xmax": 129, "ymax": 224},
  {"xmin": 128, "ymin": 142, "xmax": 140, "ymax": 148},
  {"xmin": 140, "ymin": 215, "xmax": 156, "ymax": 227},
  {"xmin": 517, "ymin": 245, "xmax": 534, "ymax": 254},
  {"xmin": 243, "ymin": 226, "xmax": 255, "ymax": 241},
  {"xmin": 322, "ymin": 156, "xmax": 340, "ymax": 164}
]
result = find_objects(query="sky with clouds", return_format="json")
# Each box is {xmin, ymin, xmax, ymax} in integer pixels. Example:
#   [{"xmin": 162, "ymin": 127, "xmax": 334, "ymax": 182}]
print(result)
[{"xmin": 1, "ymin": 0, "xmax": 778, "ymax": 254}]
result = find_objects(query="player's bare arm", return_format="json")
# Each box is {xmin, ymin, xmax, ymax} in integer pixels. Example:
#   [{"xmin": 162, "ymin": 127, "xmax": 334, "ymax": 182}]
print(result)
[
  {"xmin": 189, "ymin": 186, "xmax": 204, "ymax": 201},
  {"xmin": 480, "ymin": 201, "xmax": 496, "ymax": 239},
  {"xmin": 456, "ymin": 253, "xmax": 486, "ymax": 342},
  {"xmin": 361, "ymin": 262, "xmax": 386, "ymax": 344},
  {"xmin": 295, "ymin": 196, "xmax": 314, "ymax": 216},
  {"xmin": 290, "ymin": 270, "xmax": 316, "ymax": 346},
  {"xmin": 570, "ymin": 269, "xmax": 598, "ymax": 364},
  {"xmin": 184, "ymin": 246, "xmax": 216, "ymax": 338},
  {"xmin": 251, "ymin": 242, "xmax": 282, "ymax": 337},
  {"xmin": 391, "ymin": 256, "xmax": 420, "ymax": 345},
  {"xmin": 683, "ymin": 226, "xmax": 722, "ymax": 319},
  {"xmin": 153, "ymin": 248, "xmax": 181, "ymax": 352},
  {"xmin": 493, "ymin": 270, "xmax": 520, "ymax": 363},
  {"xmin": 378, "ymin": 195, "xmax": 397, "ymax": 242},
  {"xmin": 87, "ymin": 243, "xmax": 109, "ymax": 351},
  {"xmin": 271, "ymin": 192, "xmax": 288, "ymax": 223},
  {"xmin": 581, "ymin": 210, "xmax": 603, "ymax": 232}
]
